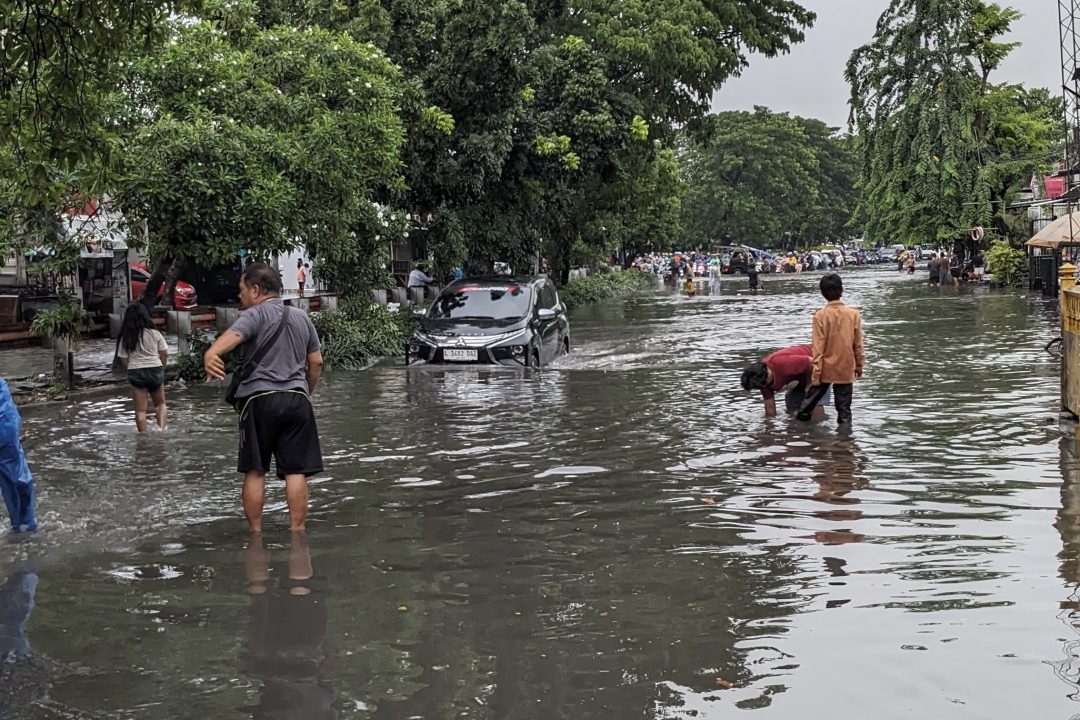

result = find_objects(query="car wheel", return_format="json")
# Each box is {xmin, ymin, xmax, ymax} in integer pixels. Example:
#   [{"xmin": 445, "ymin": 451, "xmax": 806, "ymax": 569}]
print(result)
[
  {"xmin": 562, "ymin": 337, "xmax": 570, "ymax": 355},
  {"xmin": 530, "ymin": 350, "xmax": 541, "ymax": 368}
]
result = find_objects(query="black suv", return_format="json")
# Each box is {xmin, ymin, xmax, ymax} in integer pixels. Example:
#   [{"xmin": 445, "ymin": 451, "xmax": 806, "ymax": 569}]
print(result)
[{"xmin": 406, "ymin": 276, "xmax": 571, "ymax": 367}]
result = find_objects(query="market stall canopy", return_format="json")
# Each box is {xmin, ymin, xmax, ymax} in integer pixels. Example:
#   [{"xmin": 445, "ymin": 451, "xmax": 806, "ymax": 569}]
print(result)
[{"xmin": 1026, "ymin": 212, "xmax": 1080, "ymax": 249}]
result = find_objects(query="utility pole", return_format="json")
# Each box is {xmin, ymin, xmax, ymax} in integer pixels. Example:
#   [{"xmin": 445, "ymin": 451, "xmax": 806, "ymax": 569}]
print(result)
[{"xmin": 1058, "ymin": 0, "xmax": 1080, "ymax": 292}]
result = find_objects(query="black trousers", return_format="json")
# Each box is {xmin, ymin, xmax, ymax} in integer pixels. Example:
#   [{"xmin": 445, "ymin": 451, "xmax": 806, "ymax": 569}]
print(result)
[
  {"xmin": 832, "ymin": 383, "xmax": 853, "ymax": 424},
  {"xmin": 797, "ymin": 383, "xmax": 854, "ymax": 423}
]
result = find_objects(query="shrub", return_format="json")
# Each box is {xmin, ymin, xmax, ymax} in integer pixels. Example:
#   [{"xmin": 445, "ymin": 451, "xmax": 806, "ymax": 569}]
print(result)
[
  {"xmin": 559, "ymin": 269, "xmax": 657, "ymax": 310},
  {"xmin": 986, "ymin": 240, "xmax": 1026, "ymax": 287},
  {"xmin": 312, "ymin": 301, "xmax": 418, "ymax": 369},
  {"xmin": 175, "ymin": 329, "xmax": 223, "ymax": 383}
]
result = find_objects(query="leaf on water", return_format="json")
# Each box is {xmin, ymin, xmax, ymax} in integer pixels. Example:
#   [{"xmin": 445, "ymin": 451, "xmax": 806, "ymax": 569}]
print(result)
[
  {"xmin": 700, "ymin": 497, "xmax": 717, "ymax": 505},
  {"xmin": 715, "ymin": 677, "xmax": 734, "ymax": 689},
  {"xmin": 398, "ymin": 604, "xmax": 408, "ymax": 612}
]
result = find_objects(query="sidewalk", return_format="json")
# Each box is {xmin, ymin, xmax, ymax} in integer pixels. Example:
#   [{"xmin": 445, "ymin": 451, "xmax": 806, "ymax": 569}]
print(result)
[{"xmin": 0, "ymin": 335, "xmax": 181, "ymax": 388}]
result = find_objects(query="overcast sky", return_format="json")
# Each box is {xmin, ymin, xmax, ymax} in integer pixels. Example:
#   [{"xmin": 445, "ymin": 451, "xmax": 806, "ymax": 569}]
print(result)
[{"xmin": 712, "ymin": 0, "xmax": 1061, "ymax": 129}]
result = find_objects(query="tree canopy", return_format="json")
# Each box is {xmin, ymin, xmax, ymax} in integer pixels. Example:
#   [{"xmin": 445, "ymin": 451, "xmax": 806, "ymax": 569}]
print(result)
[
  {"xmin": 846, "ymin": 0, "xmax": 1058, "ymax": 247},
  {"xmin": 680, "ymin": 108, "xmax": 858, "ymax": 250}
]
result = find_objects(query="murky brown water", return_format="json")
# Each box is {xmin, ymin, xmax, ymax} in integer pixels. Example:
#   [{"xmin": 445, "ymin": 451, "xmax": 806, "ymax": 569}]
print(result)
[{"xmin": 1, "ymin": 268, "xmax": 1076, "ymax": 718}]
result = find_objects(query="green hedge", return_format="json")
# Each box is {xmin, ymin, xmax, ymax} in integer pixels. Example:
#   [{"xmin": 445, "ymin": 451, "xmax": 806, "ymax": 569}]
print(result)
[
  {"xmin": 559, "ymin": 269, "xmax": 657, "ymax": 310},
  {"xmin": 175, "ymin": 299, "xmax": 419, "ymax": 380},
  {"xmin": 311, "ymin": 299, "xmax": 418, "ymax": 370}
]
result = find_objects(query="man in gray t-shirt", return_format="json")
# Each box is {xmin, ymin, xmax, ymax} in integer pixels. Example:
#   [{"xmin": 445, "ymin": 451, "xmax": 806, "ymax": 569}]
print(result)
[{"xmin": 204, "ymin": 263, "xmax": 324, "ymax": 533}]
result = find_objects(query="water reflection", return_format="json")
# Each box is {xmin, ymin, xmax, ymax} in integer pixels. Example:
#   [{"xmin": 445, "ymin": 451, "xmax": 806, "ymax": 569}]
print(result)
[
  {"xmin": 5, "ymin": 269, "xmax": 1080, "ymax": 718},
  {"xmin": 0, "ymin": 567, "xmax": 49, "ymax": 718},
  {"xmin": 243, "ymin": 533, "xmax": 334, "ymax": 719}
]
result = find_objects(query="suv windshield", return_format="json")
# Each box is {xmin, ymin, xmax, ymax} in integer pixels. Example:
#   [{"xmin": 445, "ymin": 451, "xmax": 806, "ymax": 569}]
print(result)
[{"xmin": 428, "ymin": 284, "xmax": 532, "ymax": 321}]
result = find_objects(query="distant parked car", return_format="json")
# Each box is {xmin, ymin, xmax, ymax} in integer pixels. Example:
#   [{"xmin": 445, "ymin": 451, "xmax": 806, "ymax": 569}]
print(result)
[
  {"xmin": 406, "ymin": 275, "xmax": 570, "ymax": 367},
  {"xmin": 129, "ymin": 263, "xmax": 198, "ymax": 310}
]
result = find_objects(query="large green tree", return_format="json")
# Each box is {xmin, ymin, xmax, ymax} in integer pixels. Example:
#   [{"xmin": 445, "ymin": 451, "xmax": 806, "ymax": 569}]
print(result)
[
  {"xmin": 846, "ymin": 0, "xmax": 1056, "ymax": 247},
  {"xmin": 0, "ymin": 1, "xmax": 198, "ymax": 269},
  {"xmin": 240, "ymin": 0, "xmax": 815, "ymax": 282},
  {"xmin": 111, "ymin": 19, "xmax": 406, "ymax": 301},
  {"xmin": 681, "ymin": 108, "xmax": 826, "ymax": 249}
]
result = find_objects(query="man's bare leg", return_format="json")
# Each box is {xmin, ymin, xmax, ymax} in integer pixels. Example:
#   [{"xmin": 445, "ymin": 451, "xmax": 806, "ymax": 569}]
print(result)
[
  {"xmin": 243, "ymin": 471, "xmax": 266, "ymax": 533},
  {"xmin": 284, "ymin": 473, "xmax": 308, "ymax": 531}
]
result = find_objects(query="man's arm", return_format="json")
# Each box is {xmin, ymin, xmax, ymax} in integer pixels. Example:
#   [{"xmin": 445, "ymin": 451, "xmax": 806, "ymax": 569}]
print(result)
[
  {"xmin": 853, "ymin": 313, "xmax": 865, "ymax": 380},
  {"xmin": 762, "ymin": 391, "xmax": 777, "ymax": 418},
  {"xmin": 810, "ymin": 312, "xmax": 824, "ymax": 386},
  {"xmin": 204, "ymin": 330, "xmax": 245, "ymax": 381},
  {"xmin": 306, "ymin": 350, "xmax": 323, "ymax": 394}
]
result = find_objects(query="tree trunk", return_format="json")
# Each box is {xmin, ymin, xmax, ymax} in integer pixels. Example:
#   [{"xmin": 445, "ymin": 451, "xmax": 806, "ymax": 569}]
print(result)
[
  {"xmin": 139, "ymin": 257, "xmax": 186, "ymax": 309},
  {"xmin": 139, "ymin": 258, "xmax": 172, "ymax": 308},
  {"xmin": 161, "ymin": 258, "xmax": 187, "ymax": 308}
]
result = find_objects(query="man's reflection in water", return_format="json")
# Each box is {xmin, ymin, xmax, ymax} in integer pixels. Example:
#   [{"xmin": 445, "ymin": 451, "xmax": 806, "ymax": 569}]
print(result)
[
  {"xmin": 244, "ymin": 533, "xmax": 335, "ymax": 720},
  {"xmin": 809, "ymin": 438, "xmax": 868, "ymax": 508}
]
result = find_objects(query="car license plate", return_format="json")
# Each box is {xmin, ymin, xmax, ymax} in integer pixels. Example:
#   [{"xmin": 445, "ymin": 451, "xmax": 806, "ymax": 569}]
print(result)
[{"xmin": 442, "ymin": 348, "xmax": 478, "ymax": 362}]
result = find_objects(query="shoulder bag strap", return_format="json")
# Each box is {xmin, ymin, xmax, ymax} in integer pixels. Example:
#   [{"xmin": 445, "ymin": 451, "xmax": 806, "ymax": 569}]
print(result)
[{"xmin": 238, "ymin": 304, "xmax": 291, "ymax": 381}]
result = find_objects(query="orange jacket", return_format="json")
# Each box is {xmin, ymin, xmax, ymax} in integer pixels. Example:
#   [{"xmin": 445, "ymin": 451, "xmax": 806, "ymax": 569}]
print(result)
[{"xmin": 811, "ymin": 300, "xmax": 864, "ymax": 385}]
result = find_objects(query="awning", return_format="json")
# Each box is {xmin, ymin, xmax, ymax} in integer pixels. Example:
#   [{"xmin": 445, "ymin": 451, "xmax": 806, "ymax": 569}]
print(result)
[{"xmin": 1025, "ymin": 211, "xmax": 1080, "ymax": 249}]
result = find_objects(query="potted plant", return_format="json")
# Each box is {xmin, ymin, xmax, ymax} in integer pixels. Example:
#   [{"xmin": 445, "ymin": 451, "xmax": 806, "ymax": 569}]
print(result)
[{"xmin": 30, "ymin": 295, "xmax": 95, "ymax": 389}]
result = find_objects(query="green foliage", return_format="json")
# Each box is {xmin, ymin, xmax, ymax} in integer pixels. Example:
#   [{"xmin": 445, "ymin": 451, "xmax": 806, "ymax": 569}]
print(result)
[
  {"xmin": 311, "ymin": 302, "xmax": 418, "ymax": 369},
  {"xmin": 29, "ymin": 296, "xmax": 94, "ymax": 346},
  {"xmin": 846, "ymin": 0, "xmax": 1058, "ymax": 247},
  {"xmin": 111, "ymin": 19, "xmax": 407, "ymax": 298},
  {"xmin": 559, "ymin": 269, "xmax": 658, "ymax": 311},
  {"xmin": 985, "ymin": 239, "xmax": 1026, "ymax": 286},
  {"xmin": 255, "ymin": 0, "xmax": 815, "ymax": 284},
  {"xmin": 174, "ymin": 329, "xmax": 224, "ymax": 384},
  {"xmin": 681, "ymin": 109, "xmax": 817, "ymax": 247}
]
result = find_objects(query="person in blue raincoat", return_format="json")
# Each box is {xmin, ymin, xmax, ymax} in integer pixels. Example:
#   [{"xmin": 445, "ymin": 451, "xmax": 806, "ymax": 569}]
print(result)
[{"xmin": 0, "ymin": 379, "xmax": 35, "ymax": 533}]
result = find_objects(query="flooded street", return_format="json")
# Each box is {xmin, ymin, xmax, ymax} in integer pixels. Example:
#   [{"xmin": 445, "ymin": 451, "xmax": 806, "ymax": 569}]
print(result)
[{"xmin": 2, "ymin": 268, "xmax": 1077, "ymax": 719}]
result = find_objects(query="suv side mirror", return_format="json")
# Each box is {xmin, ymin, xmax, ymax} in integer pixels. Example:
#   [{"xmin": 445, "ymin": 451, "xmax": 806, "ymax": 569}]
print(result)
[{"xmin": 536, "ymin": 308, "xmax": 557, "ymax": 321}]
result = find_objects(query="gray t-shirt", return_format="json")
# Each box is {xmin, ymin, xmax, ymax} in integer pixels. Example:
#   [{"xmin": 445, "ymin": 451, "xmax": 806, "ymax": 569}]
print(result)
[{"xmin": 229, "ymin": 298, "xmax": 321, "ymax": 397}]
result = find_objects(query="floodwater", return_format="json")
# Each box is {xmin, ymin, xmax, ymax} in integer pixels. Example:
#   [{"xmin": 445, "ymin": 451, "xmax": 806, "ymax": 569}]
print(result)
[{"xmin": 1, "ymin": 267, "xmax": 1076, "ymax": 719}]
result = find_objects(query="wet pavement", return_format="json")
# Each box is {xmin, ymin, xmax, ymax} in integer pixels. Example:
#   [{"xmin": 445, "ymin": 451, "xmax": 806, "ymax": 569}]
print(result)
[
  {"xmin": 0, "ymin": 335, "xmax": 182, "ymax": 385},
  {"xmin": 0, "ymin": 267, "xmax": 1075, "ymax": 718}
]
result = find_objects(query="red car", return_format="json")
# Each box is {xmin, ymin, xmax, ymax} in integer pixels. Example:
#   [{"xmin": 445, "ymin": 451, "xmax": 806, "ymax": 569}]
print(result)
[{"xmin": 129, "ymin": 263, "xmax": 198, "ymax": 310}]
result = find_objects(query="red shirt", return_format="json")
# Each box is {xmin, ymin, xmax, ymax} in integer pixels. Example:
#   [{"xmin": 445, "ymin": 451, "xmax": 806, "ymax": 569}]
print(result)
[{"xmin": 761, "ymin": 344, "xmax": 813, "ymax": 399}]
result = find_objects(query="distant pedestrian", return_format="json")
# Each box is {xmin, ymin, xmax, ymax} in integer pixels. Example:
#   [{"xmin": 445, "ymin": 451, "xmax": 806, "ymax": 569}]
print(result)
[
  {"xmin": 117, "ymin": 303, "xmax": 168, "ymax": 432},
  {"xmin": 928, "ymin": 253, "xmax": 940, "ymax": 284},
  {"xmin": 0, "ymin": 378, "xmax": 35, "ymax": 533},
  {"xmin": 407, "ymin": 263, "xmax": 434, "ymax": 289},
  {"xmin": 748, "ymin": 263, "xmax": 761, "ymax": 293},
  {"xmin": 296, "ymin": 259, "xmax": 307, "ymax": 298},
  {"xmin": 203, "ymin": 263, "xmax": 324, "ymax": 533},
  {"xmin": 799, "ymin": 274, "xmax": 864, "ymax": 426},
  {"xmin": 972, "ymin": 251, "xmax": 985, "ymax": 282}
]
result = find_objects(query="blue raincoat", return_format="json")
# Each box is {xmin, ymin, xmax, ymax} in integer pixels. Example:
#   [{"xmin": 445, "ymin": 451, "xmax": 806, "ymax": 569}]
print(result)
[{"xmin": 0, "ymin": 379, "xmax": 35, "ymax": 533}]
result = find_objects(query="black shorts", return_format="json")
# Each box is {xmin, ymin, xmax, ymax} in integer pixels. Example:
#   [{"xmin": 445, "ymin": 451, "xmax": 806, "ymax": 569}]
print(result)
[
  {"xmin": 128, "ymin": 367, "xmax": 165, "ymax": 391},
  {"xmin": 237, "ymin": 392, "xmax": 323, "ymax": 479}
]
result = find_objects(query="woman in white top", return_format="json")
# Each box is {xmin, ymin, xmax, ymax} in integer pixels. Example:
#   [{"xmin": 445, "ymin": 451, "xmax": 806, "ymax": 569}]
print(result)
[{"xmin": 116, "ymin": 303, "xmax": 168, "ymax": 432}]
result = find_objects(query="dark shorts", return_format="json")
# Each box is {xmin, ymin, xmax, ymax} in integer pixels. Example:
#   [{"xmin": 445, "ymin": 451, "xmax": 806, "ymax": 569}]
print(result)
[
  {"xmin": 238, "ymin": 391, "xmax": 323, "ymax": 479},
  {"xmin": 128, "ymin": 367, "xmax": 165, "ymax": 391}
]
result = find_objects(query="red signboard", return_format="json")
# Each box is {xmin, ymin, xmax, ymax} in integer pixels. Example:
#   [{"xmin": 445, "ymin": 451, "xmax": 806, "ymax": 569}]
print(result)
[{"xmin": 1046, "ymin": 176, "xmax": 1066, "ymax": 199}]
